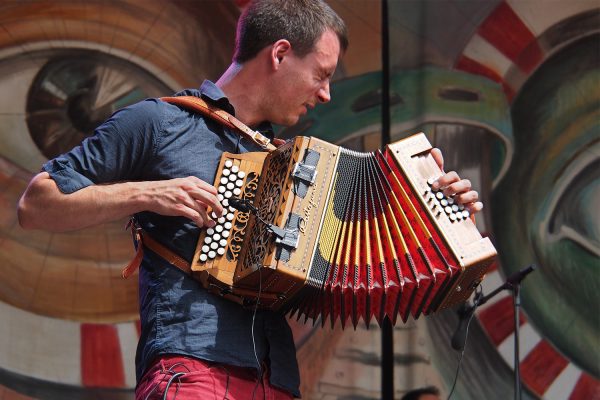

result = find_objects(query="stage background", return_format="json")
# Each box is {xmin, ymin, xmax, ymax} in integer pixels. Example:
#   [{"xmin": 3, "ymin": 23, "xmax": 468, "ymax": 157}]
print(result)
[{"xmin": 0, "ymin": 1, "xmax": 597, "ymax": 399}]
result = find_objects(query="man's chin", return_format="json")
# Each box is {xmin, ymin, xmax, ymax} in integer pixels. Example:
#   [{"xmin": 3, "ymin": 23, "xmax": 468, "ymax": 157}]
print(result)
[{"xmin": 277, "ymin": 115, "xmax": 301, "ymax": 127}]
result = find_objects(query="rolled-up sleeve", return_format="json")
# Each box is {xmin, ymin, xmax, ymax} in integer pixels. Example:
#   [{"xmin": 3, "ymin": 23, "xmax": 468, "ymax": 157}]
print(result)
[{"xmin": 42, "ymin": 99, "xmax": 162, "ymax": 194}]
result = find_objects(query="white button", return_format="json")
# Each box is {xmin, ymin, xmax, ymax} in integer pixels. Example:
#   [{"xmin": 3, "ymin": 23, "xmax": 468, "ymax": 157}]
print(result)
[
  {"xmin": 210, "ymin": 242, "xmax": 218, "ymax": 250},
  {"xmin": 233, "ymin": 188, "xmax": 241, "ymax": 196},
  {"xmin": 219, "ymin": 239, "xmax": 227, "ymax": 247},
  {"xmin": 462, "ymin": 210, "xmax": 470, "ymax": 218},
  {"xmin": 217, "ymin": 248, "xmax": 225, "ymax": 255},
  {"xmin": 224, "ymin": 191, "xmax": 232, "ymax": 198},
  {"xmin": 218, "ymin": 186, "xmax": 226, "ymax": 193},
  {"xmin": 229, "ymin": 173, "xmax": 237, "ymax": 182},
  {"xmin": 222, "ymin": 231, "xmax": 230, "ymax": 238},
  {"xmin": 223, "ymin": 199, "xmax": 229, "ymax": 207},
  {"xmin": 215, "ymin": 225, "xmax": 223, "ymax": 233},
  {"xmin": 444, "ymin": 206, "xmax": 452, "ymax": 214},
  {"xmin": 224, "ymin": 222, "xmax": 232, "ymax": 230},
  {"xmin": 213, "ymin": 233, "xmax": 221, "ymax": 241},
  {"xmin": 204, "ymin": 236, "xmax": 212, "ymax": 244},
  {"xmin": 436, "ymin": 192, "xmax": 444, "ymax": 200},
  {"xmin": 202, "ymin": 245, "xmax": 209, "ymax": 253},
  {"xmin": 226, "ymin": 213, "xmax": 235, "ymax": 221},
  {"xmin": 448, "ymin": 197, "xmax": 455, "ymax": 205},
  {"xmin": 238, "ymin": 171, "xmax": 246, "ymax": 179},
  {"xmin": 227, "ymin": 182, "xmax": 235, "ymax": 190},
  {"xmin": 208, "ymin": 251, "xmax": 216, "ymax": 259},
  {"xmin": 225, "ymin": 160, "xmax": 233, "ymax": 168},
  {"xmin": 231, "ymin": 165, "xmax": 239, "ymax": 173},
  {"xmin": 440, "ymin": 199, "xmax": 448, "ymax": 207},
  {"xmin": 452, "ymin": 204, "xmax": 459, "ymax": 212},
  {"xmin": 222, "ymin": 169, "xmax": 230, "ymax": 176},
  {"xmin": 220, "ymin": 177, "xmax": 228, "ymax": 185},
  {"xmin": 450, "ymin": 213, "xmax": 457, "ymax": 221},
  {"xmin": 206, "ymin": 228, "xmax": 214, "ymax": 235},
  {"xmin": 218, "ymin": 217, "xmax": 226, "ymax": 224},
  {"xmin": 218, "ymin": 194, "xmax": 224, "ymax": 201},
  {"xmin": 236, "ymin": 180, "xmax": 243, "ymax": 187},
  {"xmin": 199, "ymin": 254, "xmax": 208, "ymax": 262}
]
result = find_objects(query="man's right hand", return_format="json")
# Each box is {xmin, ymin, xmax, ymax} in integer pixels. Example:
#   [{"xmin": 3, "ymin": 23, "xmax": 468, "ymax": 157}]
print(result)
[
  {"xmin": 140, "ymin": 176, "xmax": 223, "ymax": 228},
  {"xmin": 18, "ymin": 172, "xmax": 223, "ymax": 232}
]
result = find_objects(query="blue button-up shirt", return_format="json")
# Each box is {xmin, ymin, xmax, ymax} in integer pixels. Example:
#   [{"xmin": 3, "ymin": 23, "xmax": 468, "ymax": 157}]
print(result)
[{"xmin": 43, "ymin": 81, "xmax": 300, "ymax": 396}]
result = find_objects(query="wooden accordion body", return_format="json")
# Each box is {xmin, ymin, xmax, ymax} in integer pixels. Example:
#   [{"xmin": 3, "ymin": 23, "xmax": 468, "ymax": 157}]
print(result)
[{"xmin": 191, "ymin": 133, "xmax": 496, "ymax": 327}]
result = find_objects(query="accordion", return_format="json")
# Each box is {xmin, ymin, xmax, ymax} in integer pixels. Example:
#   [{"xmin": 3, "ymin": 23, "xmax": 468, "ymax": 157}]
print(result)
[{"xmin": 191, "ymin": 133, "xmax": 496, "ymax": 328}]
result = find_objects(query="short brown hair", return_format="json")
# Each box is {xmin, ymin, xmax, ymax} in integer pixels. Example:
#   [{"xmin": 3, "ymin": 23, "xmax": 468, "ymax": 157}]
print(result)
[{"xmin": 233, "ymin": 0, "xmax": 348, "ymax": 63}]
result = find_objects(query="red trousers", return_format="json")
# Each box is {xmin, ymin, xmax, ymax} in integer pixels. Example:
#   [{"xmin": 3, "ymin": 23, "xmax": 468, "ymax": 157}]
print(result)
[{"xmin": 135, "ymin": 355, "xmax": 294, "ymax": 400}]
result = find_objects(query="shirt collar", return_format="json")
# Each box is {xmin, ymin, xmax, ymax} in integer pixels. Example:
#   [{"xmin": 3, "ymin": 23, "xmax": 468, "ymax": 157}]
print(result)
[
  {"xmin": 198, "ymin": 80, "xmax": 274, "ymax": 140},
  {"xmin": 199, "ymin": 80, "xmax": 234, "ymax": 115}
]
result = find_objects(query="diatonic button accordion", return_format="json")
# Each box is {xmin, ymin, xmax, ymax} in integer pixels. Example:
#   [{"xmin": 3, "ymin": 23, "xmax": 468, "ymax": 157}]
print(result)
[{"xmin": 191, "ymin": 133, "xmax": 497, "ymax": 328}]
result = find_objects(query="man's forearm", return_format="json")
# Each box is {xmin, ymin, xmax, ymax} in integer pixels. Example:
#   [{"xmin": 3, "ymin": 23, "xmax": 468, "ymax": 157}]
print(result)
[{"xmin": 18, "ymin": 172, "xmax": 147, "ymax": 232}]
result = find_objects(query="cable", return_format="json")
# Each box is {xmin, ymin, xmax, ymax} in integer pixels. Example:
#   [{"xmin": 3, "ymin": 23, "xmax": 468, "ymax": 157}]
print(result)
[
  {"xmin": 446, "ymin": 286, "xmax": 482, "ymax": 400},
  {"xmin": 161, "ymin": 372, "xmax": 185, "ymax": 400},
  {"xmin": 251, "ymin": 265, "xmax": 266, "ymax": 400}
]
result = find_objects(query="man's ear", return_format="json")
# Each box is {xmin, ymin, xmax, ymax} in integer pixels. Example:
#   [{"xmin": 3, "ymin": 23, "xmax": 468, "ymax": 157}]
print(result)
[{"xmin": 271, "ymin": 39, "xmax": 292, "ymax": 69}]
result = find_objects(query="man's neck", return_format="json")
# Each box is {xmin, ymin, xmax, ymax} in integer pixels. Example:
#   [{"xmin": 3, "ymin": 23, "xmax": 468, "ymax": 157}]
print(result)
[{"xmin": 216, "ymin": 62, "xmax": 265, "ymax": 127}]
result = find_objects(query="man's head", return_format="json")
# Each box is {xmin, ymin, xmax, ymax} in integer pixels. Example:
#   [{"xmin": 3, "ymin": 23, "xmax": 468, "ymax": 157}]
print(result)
[
  {"xmin": 234, "ymin": 0, "xmax": 348, "ymax": 64},
  {"xmin": 231, "ymin": 0, "xmax": 348, "ymax": 127}
]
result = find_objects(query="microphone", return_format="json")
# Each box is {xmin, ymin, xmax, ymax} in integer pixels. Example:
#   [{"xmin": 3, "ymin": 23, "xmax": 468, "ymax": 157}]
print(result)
[
  {"xmin": 506, "ymin": 264, "xmax": 536, "ymax": 286},
  {"xmin": 450, "ymin": 264, "xmax": 537, "ymax": 351},
  {"xmin": 228, "ymin": 197, "xmax": 255, "ymax": 213},
  {"xmin": 451, "ymin": 301, "xmax": 475, "ymax": 351}
]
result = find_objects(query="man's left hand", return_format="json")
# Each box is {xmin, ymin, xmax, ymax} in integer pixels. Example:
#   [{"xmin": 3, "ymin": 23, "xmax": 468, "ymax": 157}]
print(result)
[{"xmin": 429, "ymin": 148, "xmax": 483, "ymax": 215}]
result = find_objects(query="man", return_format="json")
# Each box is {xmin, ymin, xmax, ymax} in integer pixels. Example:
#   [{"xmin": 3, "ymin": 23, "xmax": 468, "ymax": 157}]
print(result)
[{"xmin": 18, "ymin": 1, "xmax": 481, "ymax": 399}]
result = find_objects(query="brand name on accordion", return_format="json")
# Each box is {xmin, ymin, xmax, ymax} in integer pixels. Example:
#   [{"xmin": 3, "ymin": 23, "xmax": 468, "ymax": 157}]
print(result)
[{"xmin": 299, "ymin": 188, "xmax": 318, "ymax": 234}]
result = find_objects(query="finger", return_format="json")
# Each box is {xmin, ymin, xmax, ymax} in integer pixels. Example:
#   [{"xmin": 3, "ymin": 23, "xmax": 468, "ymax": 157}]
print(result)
[
  {"xmin": 430, "ymin": 148, "xmax": 444, "ymax": 172},
  {"xmin": 432, "ymin": 171, "xmax": 459, "ymax": 190},
  {"xmin": 453, "ymin": 190, "xmax": 479, "ymax": 205},
  {"xmin": 196, "ymin": 203, "xmax": 216, "ymax": 228},
  {"xmin": 465, "ymin": 201, "xmax": 483, "ymax": 214},
  {"xmin": 184, "ymin": 176, "xmax": 219, "ymax": 195},
  {"xmin": 443, "ymin": 179, "xmax": 472, "ymax": 197},
  {"xmin": 187, "ymin": 189, "xmax": 224, "ymax": 217},
  {"xmin": 172, "ymin": 202, "xmax": 209, "ymax": 227}
]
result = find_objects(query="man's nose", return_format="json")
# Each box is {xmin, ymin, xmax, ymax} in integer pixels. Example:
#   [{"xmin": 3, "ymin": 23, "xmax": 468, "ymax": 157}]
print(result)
[{"xmin": 317, "ymin": 82, "xmax": 331, "ymax": 103}]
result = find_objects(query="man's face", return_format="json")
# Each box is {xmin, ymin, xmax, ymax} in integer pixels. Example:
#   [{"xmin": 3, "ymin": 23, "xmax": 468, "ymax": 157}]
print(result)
[{"xmin": 266, "ymin": 29, "xmax": 341, "ymax": 126}]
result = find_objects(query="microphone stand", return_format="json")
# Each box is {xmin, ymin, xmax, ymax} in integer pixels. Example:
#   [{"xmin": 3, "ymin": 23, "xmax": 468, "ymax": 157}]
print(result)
[{"xmin": 451, "ymin": 264, "xmax": 536, "ymax": 400}]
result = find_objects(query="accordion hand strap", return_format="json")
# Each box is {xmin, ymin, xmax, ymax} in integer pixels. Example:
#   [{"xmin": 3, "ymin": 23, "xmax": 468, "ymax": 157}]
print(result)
[{"xmin": 160, "ymin": 96, "xmax": 283, "ymax": 152}]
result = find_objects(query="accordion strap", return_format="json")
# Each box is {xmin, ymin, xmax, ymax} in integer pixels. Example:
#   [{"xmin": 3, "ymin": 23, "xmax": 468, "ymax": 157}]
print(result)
[
  {"xmin": 122, "ymin": 218, "xmax": 192, "ymax": 279},
  {"xmin": 160, "ymin": 96, "xmax": 284, "ymax": 152}
]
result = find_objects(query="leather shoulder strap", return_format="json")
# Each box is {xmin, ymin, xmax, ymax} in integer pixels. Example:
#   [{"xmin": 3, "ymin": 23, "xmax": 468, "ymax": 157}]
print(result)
[{"xmin": 160, "ymin": 96, "xmax": 282, "ymax": 152}]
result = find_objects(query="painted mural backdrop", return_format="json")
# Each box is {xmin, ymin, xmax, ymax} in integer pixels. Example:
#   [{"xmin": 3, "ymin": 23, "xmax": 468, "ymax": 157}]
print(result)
[{"xmin": 0, "ymin": 1, "xmax": 598, "ymax": 399}]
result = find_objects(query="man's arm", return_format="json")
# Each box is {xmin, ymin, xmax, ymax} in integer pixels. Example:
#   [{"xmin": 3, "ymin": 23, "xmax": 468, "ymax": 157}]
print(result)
[{"xmin": 18, "ymin": 172, "xmax": 223, "ymax": 233}]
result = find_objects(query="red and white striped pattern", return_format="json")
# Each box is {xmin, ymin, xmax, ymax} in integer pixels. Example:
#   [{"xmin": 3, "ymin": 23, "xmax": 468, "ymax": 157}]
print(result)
[
  {"xmin": 0, "ymin": 301, "xmax": 139, "ymax": 389},
  {"xmin": 456, "ymin": 0, "xmax": 597, "ymax": 101},
  {"xmin": 476, "ymin": 266, "xmax": 600, "ymax": 399}
]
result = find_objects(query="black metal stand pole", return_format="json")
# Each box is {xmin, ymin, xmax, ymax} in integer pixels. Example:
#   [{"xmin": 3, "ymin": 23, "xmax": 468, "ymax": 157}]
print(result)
[
  {"xmin": 513, "ymin": 282, "xmax": 522, "ymax": 400},
  {"xmin": 380, "ymin": 1, "xmax": 394, "ymax": 399}
]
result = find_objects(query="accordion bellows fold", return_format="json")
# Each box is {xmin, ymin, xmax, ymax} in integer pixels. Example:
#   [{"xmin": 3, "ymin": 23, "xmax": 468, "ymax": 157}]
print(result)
[{"xmin": 191, "ymin": 133, "xmax": 497, "ymax": 329}]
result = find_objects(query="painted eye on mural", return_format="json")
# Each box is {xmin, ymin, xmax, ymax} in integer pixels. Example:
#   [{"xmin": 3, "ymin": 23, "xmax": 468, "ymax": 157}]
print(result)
[
  {"xmin": 25, "ymin": 51, "xmax": 171, "ymax": 160},
  {"xmin": 547, "ymin": 158, "xmax": 600, "ymax": 257},
  {"xmin": 0, "ymin": 50, "xmax": 170, "ymax": 173}
]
